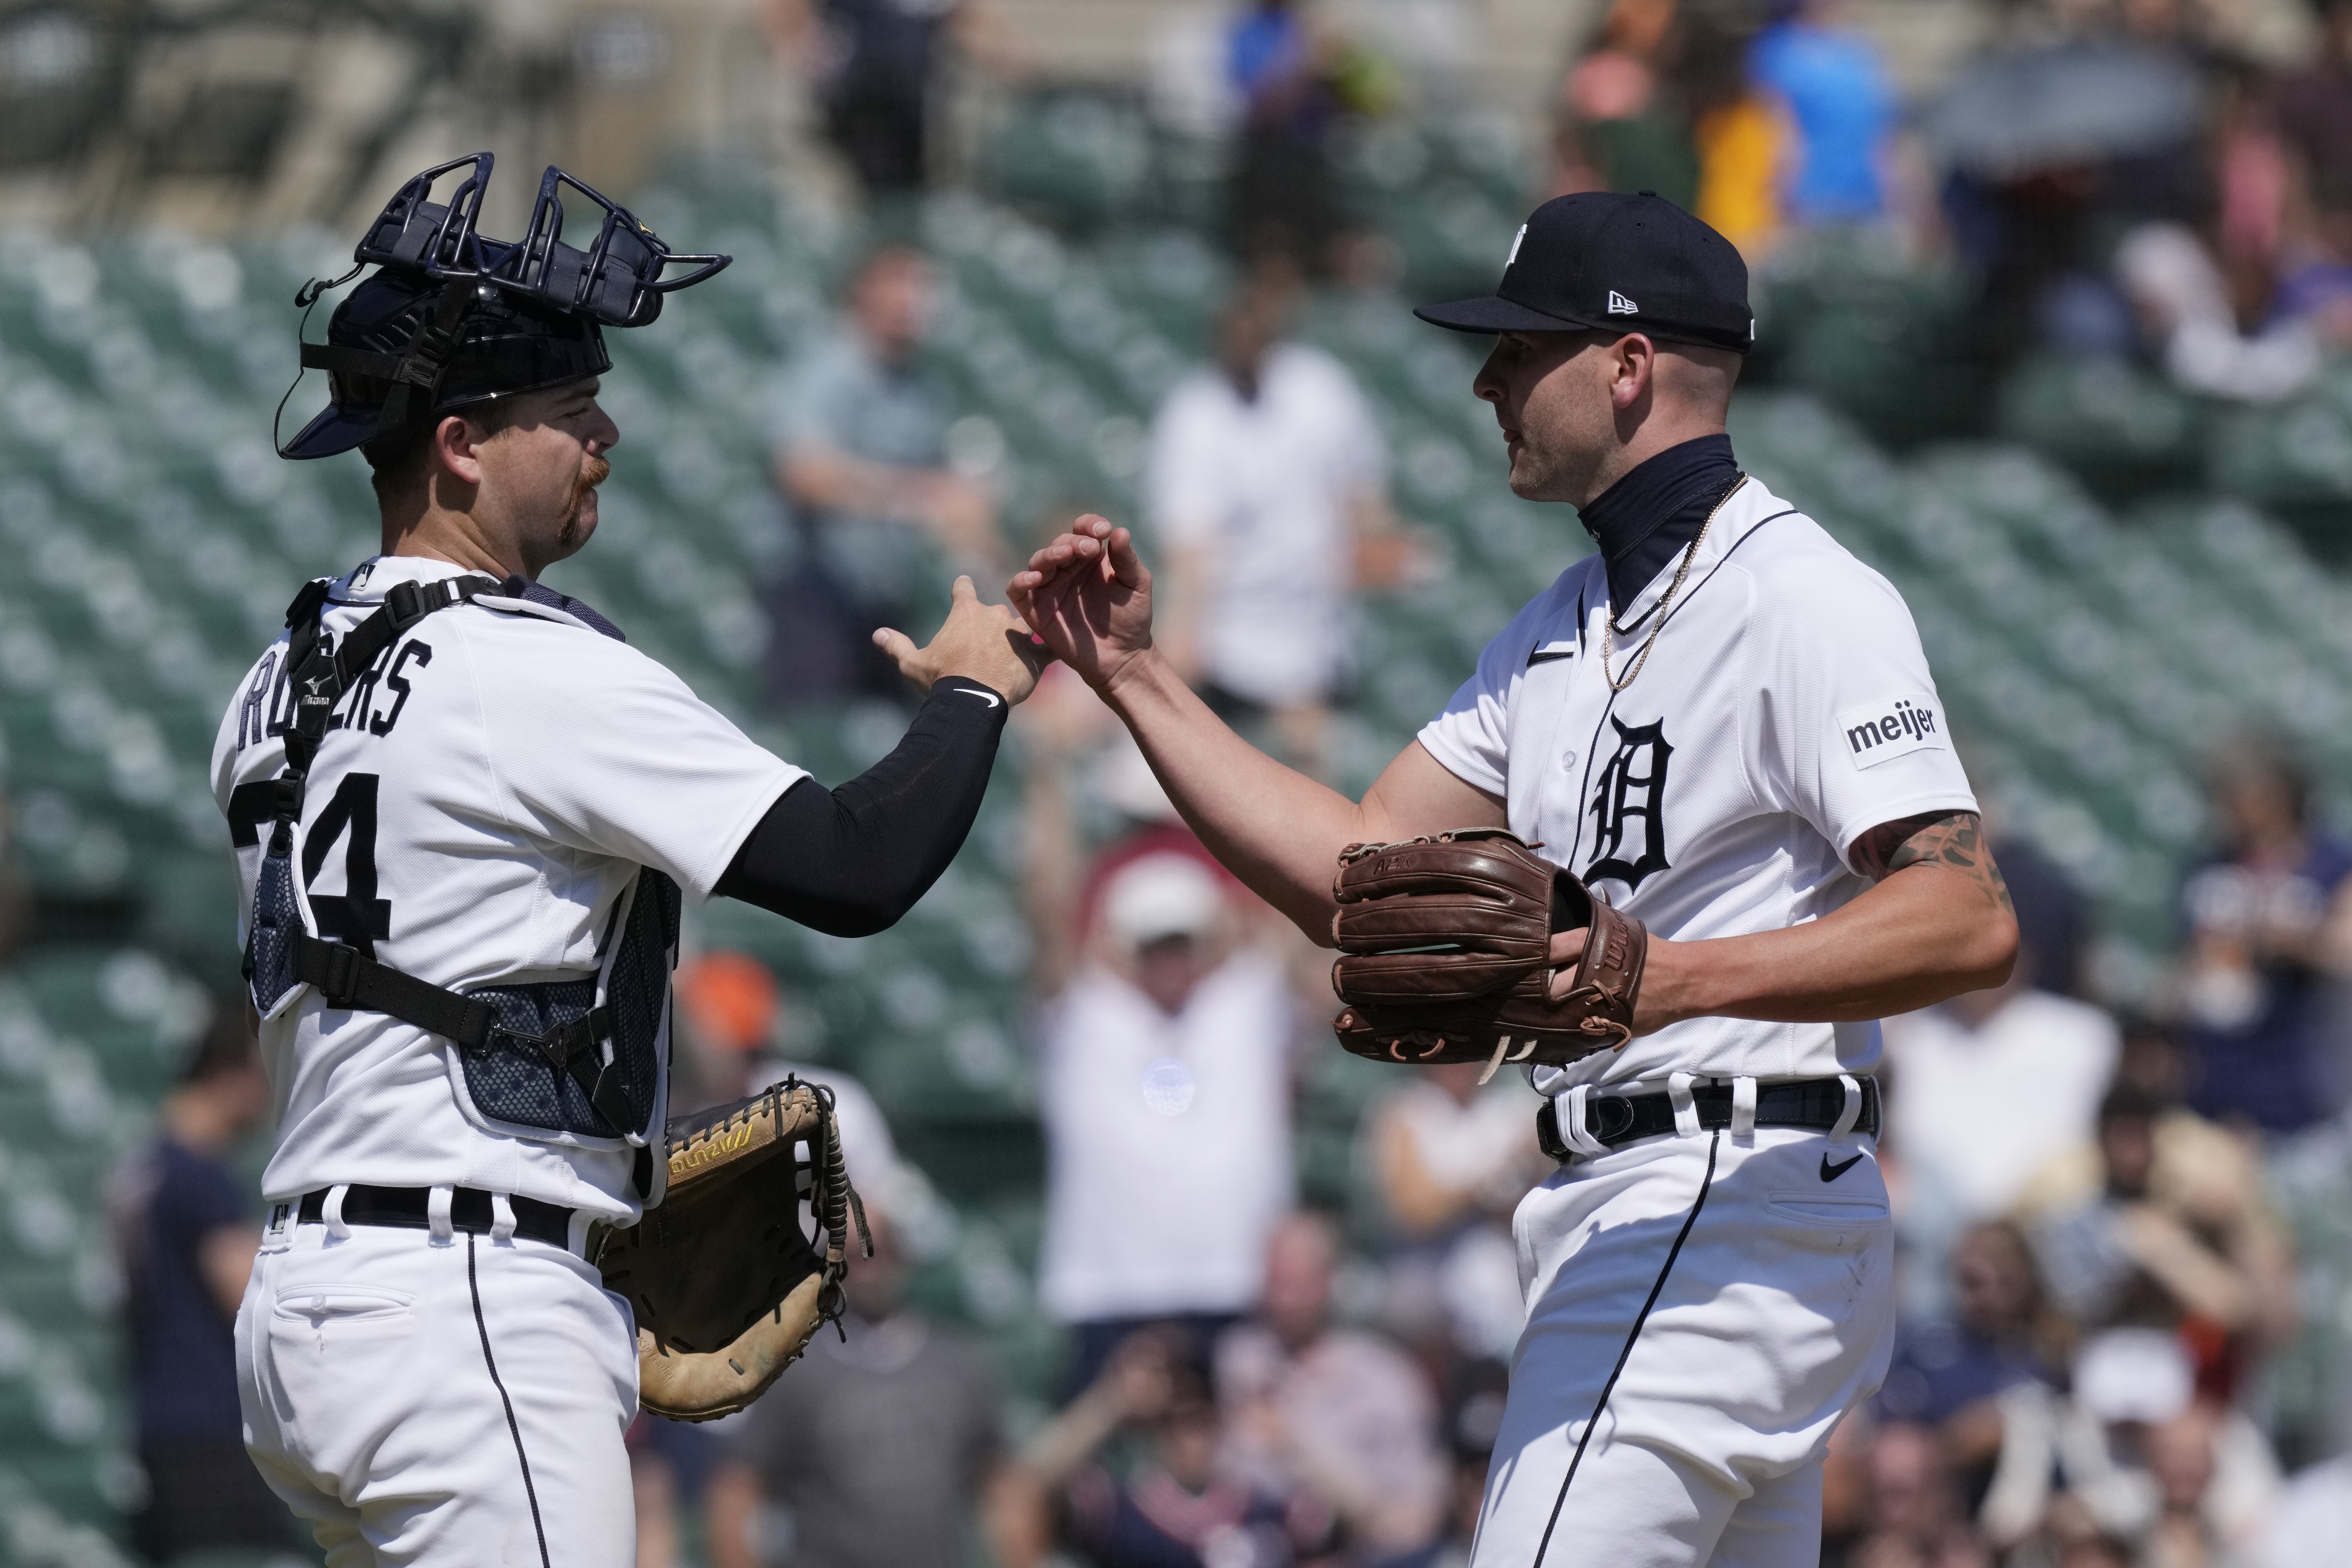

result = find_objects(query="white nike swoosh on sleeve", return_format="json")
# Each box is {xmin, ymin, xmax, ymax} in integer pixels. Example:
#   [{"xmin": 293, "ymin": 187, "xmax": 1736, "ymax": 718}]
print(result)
[{"xmin": 953, "ymin": 687, "xmax": 1002, "ymax": 708}]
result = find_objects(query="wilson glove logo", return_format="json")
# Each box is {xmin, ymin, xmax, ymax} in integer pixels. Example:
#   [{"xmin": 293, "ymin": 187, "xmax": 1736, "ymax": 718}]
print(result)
[{"xmin": 1837, "ymin": 697, "xmax": 1945, "ymax": 769}]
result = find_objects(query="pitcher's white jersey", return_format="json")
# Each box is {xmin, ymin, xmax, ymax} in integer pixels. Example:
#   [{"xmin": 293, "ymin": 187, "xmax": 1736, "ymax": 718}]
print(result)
[
  {"xmin": 1418, "ymin": 476, "xmax": 1976, "ymax": 1087},
  {"xmin": 210, "ymin": 555, "xmax": 803, "ymax": 1220}
]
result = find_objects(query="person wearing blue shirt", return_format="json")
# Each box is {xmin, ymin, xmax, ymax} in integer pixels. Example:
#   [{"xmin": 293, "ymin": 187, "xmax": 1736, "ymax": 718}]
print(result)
[{"xmin": 1748, "ymin": 0, "xmax": 1895, "ymax": 225}]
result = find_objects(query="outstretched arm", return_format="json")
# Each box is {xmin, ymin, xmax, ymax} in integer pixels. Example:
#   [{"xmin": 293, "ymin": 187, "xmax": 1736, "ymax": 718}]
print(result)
[
  {"xmin": 1556, "ymin": 809, "xmax": 2019, "ymax": 1031},
  {"xmin": 1009, "ymin": 517, "xmax": 1503, "ymax": 940}
]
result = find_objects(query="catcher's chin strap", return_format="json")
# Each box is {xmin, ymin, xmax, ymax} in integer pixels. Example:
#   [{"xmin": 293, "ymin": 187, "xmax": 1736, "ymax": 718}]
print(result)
[{"xmin": 251, "ymin": 575, "xmax": 637, "ymax": 1139}]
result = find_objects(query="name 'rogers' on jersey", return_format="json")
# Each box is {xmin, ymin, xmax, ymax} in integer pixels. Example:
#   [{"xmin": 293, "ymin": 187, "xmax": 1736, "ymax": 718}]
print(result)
[{"xmin": 211, "ymin": 554, "xmax": 805, "ymax": 1225}]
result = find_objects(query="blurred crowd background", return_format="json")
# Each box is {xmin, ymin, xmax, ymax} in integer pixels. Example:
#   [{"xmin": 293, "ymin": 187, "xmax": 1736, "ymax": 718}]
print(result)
[{"xmin": 3, "ymin": 0, "xmax": 2352, "ymax": 1564}]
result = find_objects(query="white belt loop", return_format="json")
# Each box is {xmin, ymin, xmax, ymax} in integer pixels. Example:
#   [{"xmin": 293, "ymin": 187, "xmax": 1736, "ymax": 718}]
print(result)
[
  {"xmin": 323, "ymin": 1183, "xmax": 352, "ymax": 1241},
  {"xmin": 1730, "ymin": 1076, "xmax": 1759, "ymax": 1141},
  {"xmin": 1558, "ymin": 1085, "xmax": 1612, "ymax": 1160},
  {"xmin": 567, "ymin": 1211, "xmax": 594, "ymax": 1257},
  {"xmin": 1668, "ymin": 1072, "xmax": 1699, "ymax": 1136},
  {"xmin": 427, "ymin": 1184, "xmax": 455, "ymax": 1245},
  {"xmin": 1830, "ymin": 1074, "xmax": 1863, "ymax": 1145},
  {"xmin": 490, "ymin": 1193, "xmax": 518, "ymax": 1244}
]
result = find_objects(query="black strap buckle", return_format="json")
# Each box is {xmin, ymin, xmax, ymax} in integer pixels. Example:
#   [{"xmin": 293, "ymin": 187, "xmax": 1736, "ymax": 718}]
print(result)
[
  {"xmin": 385, "ymin": 579, "xmax": 432, "ymax": 632},
  {"xmin": 268, "ymin": 774, "xmax": 305, "ymax": 823},
  {"xmin": 312, "ymin": 942, "xmax": 362, "ymax": 1006}
]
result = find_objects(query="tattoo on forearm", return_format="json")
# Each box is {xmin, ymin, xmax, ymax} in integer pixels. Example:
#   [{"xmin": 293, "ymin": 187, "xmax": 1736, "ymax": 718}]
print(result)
[{"xmin": 1852, "ymin": 810, "xmax": 2015, "ymax": 915}]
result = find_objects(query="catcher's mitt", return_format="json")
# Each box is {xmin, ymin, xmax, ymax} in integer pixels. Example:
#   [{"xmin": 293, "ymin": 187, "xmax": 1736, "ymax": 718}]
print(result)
[
  {"xmin": 595, "ymin": 1078, "xmax": 867, "ymax": 1422},
  {"xmin": 1329, "ymin": 829, "xmax": 1647, "ymax": 1077}
]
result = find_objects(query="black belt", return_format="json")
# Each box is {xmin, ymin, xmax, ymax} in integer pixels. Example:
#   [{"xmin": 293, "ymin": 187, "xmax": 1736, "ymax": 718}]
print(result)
[
  {"xmin": 1537, "ymin": 1075, "xmax": 1880, "ymax": 1162},
  {"xmin": 285, "ymin": 1185, "xmax": 575, "ymax": 1249}
]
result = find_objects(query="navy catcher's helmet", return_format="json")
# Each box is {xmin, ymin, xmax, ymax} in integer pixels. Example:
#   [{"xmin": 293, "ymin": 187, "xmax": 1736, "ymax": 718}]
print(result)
[{"xmin": 277, "ymin": 152, "xmax": 730, "ymax": 460}]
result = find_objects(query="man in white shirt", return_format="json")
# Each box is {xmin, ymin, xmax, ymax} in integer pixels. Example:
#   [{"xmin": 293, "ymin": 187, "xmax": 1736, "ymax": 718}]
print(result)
[
  {"xmin": 1012, "ymin": 191, "xmax": 2016, "ymax": 1565},
  {"xmin": 1036, "ymin": 852, "xmax": 1299, "ymax": 1393},
  {"xmin": 1885, "ymin": 972, "xmax": 2120, "ymax": 1222},
  {"xmin": 1150, "ymin": 267, "xmax": 1409, "ymax": 767},
  {"xmin": 223, "ymin": 158, "xmax": 1039, "ymax": 1567}
]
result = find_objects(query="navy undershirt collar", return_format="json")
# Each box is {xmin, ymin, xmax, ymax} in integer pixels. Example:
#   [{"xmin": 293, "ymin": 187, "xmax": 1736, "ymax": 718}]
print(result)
[
  {"xmin": 498, "ymin": 574, "xmax": 626, "ymax": 642},
  {"xmin": 1578, "ymin": 433, "xmax": 1742, "ymax": 612}
]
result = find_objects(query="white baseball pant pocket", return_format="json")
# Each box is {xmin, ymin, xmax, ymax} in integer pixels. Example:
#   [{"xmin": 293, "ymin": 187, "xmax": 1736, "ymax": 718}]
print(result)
[
  {"xmin": 237, "ymin": 1221, "xmax": 638, "ymax": 1568},
  {"xmin": 1475, "ymin": 1126, "xmax": 1896, "ymax": 1568}
]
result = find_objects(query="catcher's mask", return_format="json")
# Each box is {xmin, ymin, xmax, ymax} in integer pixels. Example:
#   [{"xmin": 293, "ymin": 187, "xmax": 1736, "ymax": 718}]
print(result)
[{"xmin": 276, "ymin": 151, "xmax": 730, "ymax": 461}]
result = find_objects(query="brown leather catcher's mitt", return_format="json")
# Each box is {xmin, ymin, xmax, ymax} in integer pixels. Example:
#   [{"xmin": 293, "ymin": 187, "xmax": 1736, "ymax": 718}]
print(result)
[
  {"xmin": 1330, "ymin": 829, "xmax": 1647, "ymax": 1077},
  {"xmin": 596, "ymin": 1078, "xmax": 866, "ymax": 1422}
]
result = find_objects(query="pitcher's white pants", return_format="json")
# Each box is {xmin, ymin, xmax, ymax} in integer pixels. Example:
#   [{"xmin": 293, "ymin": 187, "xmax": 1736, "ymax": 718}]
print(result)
[
  {"xmin": 1471, "ymin": 1123, "xmax": 1895, "ymax": 1568},
  {"xmin": 235, "ymin": 1212, "xmax": 639, "ymax": 1568}
]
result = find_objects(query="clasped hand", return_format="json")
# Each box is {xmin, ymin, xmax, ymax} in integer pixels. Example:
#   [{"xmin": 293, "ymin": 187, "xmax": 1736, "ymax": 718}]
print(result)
[{"xmin": 1006, "ymin": 514, "xmax": 1156, "ymax": 693}]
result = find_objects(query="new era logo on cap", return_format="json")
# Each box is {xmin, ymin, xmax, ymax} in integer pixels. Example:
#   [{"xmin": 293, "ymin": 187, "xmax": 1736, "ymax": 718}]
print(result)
[{"xmin": 1607, "ymin": 290, "xmax": 1638, "ymax": 315}]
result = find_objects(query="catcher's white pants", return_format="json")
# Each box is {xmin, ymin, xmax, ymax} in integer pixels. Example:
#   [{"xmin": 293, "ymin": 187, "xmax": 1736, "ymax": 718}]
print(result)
[
  {"xmin": 235, "ymin": 1208, "xmax": 639, "ymax": 1568},
  {"xmin": 1472, "ymin": 1119, "xmax": 1895, "ymax": 1568}
]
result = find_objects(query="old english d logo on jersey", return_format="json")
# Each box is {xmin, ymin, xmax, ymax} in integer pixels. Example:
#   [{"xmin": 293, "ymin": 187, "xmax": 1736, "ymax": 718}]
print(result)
[{"xmin": 1585, "ymin": 717, "xmax": 1673, "ymax": 890}]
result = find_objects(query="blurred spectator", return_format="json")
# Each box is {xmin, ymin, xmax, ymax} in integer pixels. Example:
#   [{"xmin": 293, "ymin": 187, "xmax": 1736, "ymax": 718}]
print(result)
[
  {"xmin": 1682, "ymin": 4, "xmax": 1783, "ymax": 258},
  {"xmin": 673, "ymin": 948, "xmax": 786, "ymax": 1111},
  {"xmin": 1025, "ymin": 758, "xmax": 1301, "ymax": 1390},
  {"xmin": 1365, "ymin": 1359, "xmax": 1509, "ymax": 1568},
  {"xmin": 2258, "ymin": 1451, "xmax": 2352, "ymax": 1565},
  {"xmin": 1989, "ymin": 828, "xmax": 2091, "ymax": 999},
  {"xmin": 767, "ymin": 244, "xmax": 1004, "ymax": 700},
  {"xmin": 1550, "ymin": 0, "xmax": 1700, "ymax": 205},
  {"xmin": 1010, "ymin": 1329, "xmax": 1326, "ymax": 1568},
  {"xmin": 765, "ymin": 0, "xmax": 1019, "ymax": 194},
  {"xmin": 2270, "ymin": 0, "xmax": 2352, "ymax": 310},
  {"xmin": 1216, "ymin": 1212, "xmax": 1449, "ymax": 1557},
  {"xmin": 2115, "ymin": 221, "xmax": 2322, "ymax": 402},
  {"xmin": 105, "ymin": 1003, "xmax": 289, "ymax": 1563},
  {"xmin": 1363, "ymin": 1062, "xmax": 1543, "ymax": 1364},
  {"xmin": 1226, "ymin": 1, "xmax": 1347, "ymax": 271},
  {"xmin": 2263, "ymin": 1105, "xmax": 2352, "ymax": 1468},
  {"xmin": 2017, "ymin": 1085, "xmax": 2296, "ymax": 1393},
  {"xmin": 1148, "ymin": 263, "xmax": 1413, "ymax": 771},
  {"xmin": 1884, "ymin": 966, "xmax": 2119, "ymax": 1223},
  {"xmin": 1979, "ymin": 1334, "xmax": 2279, "ymax": 1559},
  {"xmin": 708, "ymin": 1202, "xmax": 1023, "ymax": 1568},
  {"xmin": 1844, "ymin": 1421, "xmax": 1991, "ymax": 1568},
  {"xmin": 1877, "ymin": 1222, "xmax": 2066, "ymax": 1478},
  {"xmin": 2173, "ymin": 735, "xmax": 2352, "ymax": 1134},
  {"xmin": 1924, "ymin": 34, "xmax": 2208, "ymax": 373},
  {"xmin": 1747, "ymin": 0, "xmax": 1895, "ymax": 227}
]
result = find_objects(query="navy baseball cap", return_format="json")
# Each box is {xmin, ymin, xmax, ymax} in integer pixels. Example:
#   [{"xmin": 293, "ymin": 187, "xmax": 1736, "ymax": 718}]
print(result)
[{"xmin": 1415, "ymin": 191, "xmax": 1755, "ymax": 355}]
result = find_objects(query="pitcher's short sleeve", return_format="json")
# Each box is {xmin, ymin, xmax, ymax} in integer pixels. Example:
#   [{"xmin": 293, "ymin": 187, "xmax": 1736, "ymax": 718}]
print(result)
[
  {"xmin": 1415, "ymin": 581, "xmax": 1569, "ymax": 799},
  {"xmin": 1745, "ymin": 554, "xmax": 1978, "ymax": 867},
  {"xmin": 469, "ymin": 617, "xmax": 806, "ymax": 902}
]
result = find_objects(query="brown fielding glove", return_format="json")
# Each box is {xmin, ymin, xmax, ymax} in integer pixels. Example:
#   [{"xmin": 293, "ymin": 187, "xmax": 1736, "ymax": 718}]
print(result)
[
  {"xmin": 1329, "ymin": 828, "xmax": 1646, "ymax": 1078},
  {"xmin": 595, "ymin": 1078, "xmax": 868, "ymax": 1422}
]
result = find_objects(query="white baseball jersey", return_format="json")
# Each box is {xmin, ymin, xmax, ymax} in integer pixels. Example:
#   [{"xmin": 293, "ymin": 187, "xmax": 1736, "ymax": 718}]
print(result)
[
  {"xmin": 1418, "ymin": 475, "xmax": 1978, "ymax": 1088},
  {"xmin": 211, "ymin": 554, "xmax": 803, "ymax": 1222}
]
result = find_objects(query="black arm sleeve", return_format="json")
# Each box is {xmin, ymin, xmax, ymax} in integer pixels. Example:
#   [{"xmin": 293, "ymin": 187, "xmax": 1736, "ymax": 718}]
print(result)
[{"xmin": 712, "ymin": 681, "xmax": 1010, "ymax": 936}]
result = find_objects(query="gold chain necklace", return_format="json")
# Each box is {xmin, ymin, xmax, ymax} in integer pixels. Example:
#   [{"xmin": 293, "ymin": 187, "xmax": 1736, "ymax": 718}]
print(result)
[{"xmin": 1598, "ymin": 473, "xmax": 1747, "ymax": 692}]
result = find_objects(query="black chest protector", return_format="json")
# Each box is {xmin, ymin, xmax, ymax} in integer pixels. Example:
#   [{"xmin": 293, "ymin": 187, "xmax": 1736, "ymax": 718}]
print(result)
[{"xmin": 244, "ymin": 576, "xmax": 674, "ymax": 1157}]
